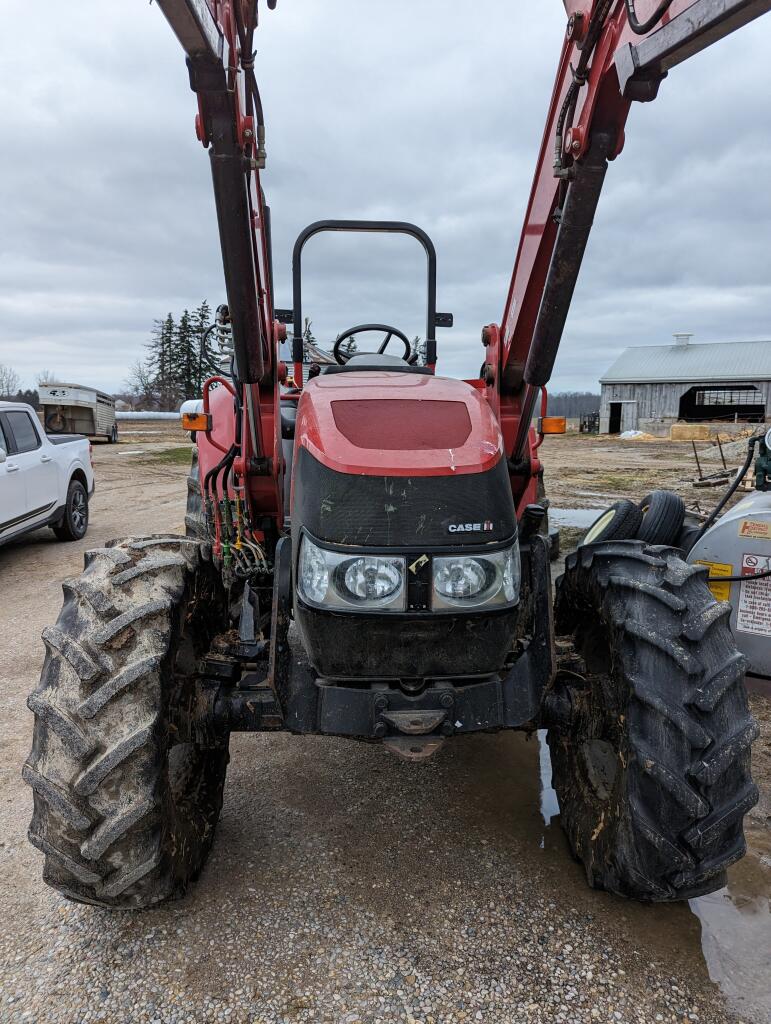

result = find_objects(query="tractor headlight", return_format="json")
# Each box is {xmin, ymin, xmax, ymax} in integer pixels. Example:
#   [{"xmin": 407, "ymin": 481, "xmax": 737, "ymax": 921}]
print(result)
[
  {"xmin": 432, "ymin": 543, "xmax": 520, "ymax": 610},
  {"xmin": 299, "ymin": 537, "xmax": 330, "ymax": 604},
  {"xmin": 298, "ymin": 536, "xmax": 519, "ymax": 614},
  {"xmin": 339, "ymin": 556, "xmax": 403, "ymax": 603},
  {"xmin": 298, "ymin": 536, "xmax": 406, "ymax": 611}
]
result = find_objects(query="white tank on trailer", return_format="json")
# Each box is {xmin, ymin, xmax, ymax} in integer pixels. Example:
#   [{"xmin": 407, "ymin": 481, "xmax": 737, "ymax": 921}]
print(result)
[{"xmin": 687, "ymin": 428, "xmax": 771, "ymax": 678}]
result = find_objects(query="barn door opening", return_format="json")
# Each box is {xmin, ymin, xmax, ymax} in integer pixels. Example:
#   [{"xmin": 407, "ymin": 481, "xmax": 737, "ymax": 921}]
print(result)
[
  {"xmin": 678, "ymin": 384, "xmax": 765, "ymax": 423},
  {"xmin": 608, "ymin": 403, "xmax": 622, "ymax": 434}
]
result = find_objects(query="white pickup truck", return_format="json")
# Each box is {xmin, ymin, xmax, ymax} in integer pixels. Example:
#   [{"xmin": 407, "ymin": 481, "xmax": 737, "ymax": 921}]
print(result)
[{"xmin": 0, "ymin": 402, "xmax": 94, "ymax": 546}]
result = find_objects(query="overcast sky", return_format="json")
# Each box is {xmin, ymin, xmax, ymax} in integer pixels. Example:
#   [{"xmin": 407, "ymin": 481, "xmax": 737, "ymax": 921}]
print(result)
[{"xmin": 1, "ymin": 1, "xmax": 769, "ymax": 394}]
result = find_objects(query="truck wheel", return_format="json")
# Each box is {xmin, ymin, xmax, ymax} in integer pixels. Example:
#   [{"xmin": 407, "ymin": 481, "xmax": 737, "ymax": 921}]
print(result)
[
  {"xmin": 582, "ymin": 500, "xmax": 642, "ymax": 544},
  {"xmin": 636, "ymin": 490, "xmax": 685, "ymax": 545},
  {"xmin": 548, "ymin": 541, "xmax": 758, "ymax": 901},
  {"xmin": 52, "ymin": 479, "xmax": 89, "ymax": 542},
  {"xmin": 185, "ymin": 448, "xmax": 208, "ymax": 541},
  {"xmin": 24, "ymin": 535, "xmax": 229, "ymax": 908}
]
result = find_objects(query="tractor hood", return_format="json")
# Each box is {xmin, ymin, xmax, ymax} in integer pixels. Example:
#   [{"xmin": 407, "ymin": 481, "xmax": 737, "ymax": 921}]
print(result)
[{"xmin": 294, "ymin": 372, "xmax": 503, "ymax": 478}]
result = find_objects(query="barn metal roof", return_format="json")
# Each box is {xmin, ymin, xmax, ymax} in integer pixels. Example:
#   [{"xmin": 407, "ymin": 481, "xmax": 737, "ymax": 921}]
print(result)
[{"xmin": 600, "ymin": 340, "xmax": 771, "ymax": 385}]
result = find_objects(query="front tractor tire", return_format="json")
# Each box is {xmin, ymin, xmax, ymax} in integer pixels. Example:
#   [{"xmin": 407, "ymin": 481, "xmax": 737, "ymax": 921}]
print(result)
[
  {"xmin": 548, "ymin": 541, "xmax": 758, "ymax": 902},
  {"xmin": 24, "ymin": 535, "xmax": 230, "ymax": 909}
]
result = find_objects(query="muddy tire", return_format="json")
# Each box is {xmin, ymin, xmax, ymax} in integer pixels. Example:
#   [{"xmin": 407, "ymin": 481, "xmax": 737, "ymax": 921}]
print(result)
[
  {"xmin": 548, "ymin": 540, "xmax": 758, "ymax": 901},
  {"xmin": 24, "ymin": 535, "xmax": 230, "ymax": 909},
  {"xmin": 185, "ymin": 448, "xmax": 207, "ymax": 541}
]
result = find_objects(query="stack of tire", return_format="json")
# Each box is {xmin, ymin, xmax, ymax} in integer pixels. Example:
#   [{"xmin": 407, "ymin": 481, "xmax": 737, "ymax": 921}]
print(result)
[{"xmin": 582, "ymin": 489, "xmax": 699, "ymax": 550}]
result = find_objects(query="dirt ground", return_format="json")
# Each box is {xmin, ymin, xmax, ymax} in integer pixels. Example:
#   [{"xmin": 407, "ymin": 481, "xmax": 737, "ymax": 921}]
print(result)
[
  {"xmin": 0, "ymin": 426, "xmax": 769, "ymax": 1023},
  {"xmin": 539, "ymin": 431, "xmax": 744, "ymax": 506}
]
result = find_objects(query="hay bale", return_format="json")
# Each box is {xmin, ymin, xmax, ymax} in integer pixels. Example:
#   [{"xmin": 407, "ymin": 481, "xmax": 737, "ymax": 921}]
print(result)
[{"xmin": 670, "ymin": 423, "xmax": 710, "ymax": 441}]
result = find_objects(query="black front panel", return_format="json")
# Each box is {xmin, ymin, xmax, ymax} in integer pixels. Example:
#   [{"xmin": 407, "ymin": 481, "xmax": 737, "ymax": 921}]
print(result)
[
  {"xmin": 295, "ymin": 604, "xmax": 520, "ymax": 680},
  {"xmin": 292, "ymin": 446, "xmax": 515, "ymax": 547},
  {"xmin": 291, "ymin": 448, "xmax": 520, "ymax": 680}
]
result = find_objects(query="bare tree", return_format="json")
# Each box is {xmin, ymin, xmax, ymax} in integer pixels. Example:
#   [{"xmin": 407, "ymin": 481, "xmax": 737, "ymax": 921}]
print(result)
[
  {"xmin": 0, "ymin": 364, "xmax": 20, "ymax": 397},
  {"xmin": 125, "ymin": 359, "xmax": 157, "ymax": 410},
  {"xmin": 36, "ymin": 369, "xmax": 58, "ymax": 386}
]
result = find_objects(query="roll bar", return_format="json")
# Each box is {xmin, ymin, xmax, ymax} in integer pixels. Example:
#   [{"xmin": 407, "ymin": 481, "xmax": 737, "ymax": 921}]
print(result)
[{"xmin": 286, "ymin": 220, "xmax": 453, "ymax": 369}]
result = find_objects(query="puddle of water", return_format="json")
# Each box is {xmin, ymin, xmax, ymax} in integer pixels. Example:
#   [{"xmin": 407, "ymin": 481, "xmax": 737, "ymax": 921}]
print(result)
[
  {"xmin": 535, "ymin": 729, "xmax": 771, "ymax": 1022},
  {"xmin": 537, "ymin": 729, "xmax": 559, "ymax": 826},
  {"xmin": 116, "ymin": 449, "xmax": 146, "ymax": 456},
  {"xmin": 689, "ymin": 858, "xmax": 771, "ymax": 1023},
  {"xmin": 550, "ymin": 507, "xmax": 603, "ymax": 528}
]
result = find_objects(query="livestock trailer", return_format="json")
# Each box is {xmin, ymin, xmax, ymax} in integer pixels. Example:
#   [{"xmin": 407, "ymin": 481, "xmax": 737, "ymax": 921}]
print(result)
[{"xmin": 38, "ymin": 383, "xmax": 117, "ymax": 443}]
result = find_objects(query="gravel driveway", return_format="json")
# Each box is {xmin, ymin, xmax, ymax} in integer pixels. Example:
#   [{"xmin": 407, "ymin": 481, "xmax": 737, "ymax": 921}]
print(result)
[{"xmin": 1, "ymin": 433, "xmax": 769, "ymax": 1024}]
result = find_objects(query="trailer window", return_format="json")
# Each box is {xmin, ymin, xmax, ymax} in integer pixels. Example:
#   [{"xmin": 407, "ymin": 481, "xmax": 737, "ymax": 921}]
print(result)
[{"xmin": 6, "ymin": 411, "xmax": 41, "ymax": 453}]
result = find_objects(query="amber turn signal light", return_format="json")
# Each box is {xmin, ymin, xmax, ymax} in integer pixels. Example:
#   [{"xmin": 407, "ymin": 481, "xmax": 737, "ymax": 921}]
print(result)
[
  {"xmin": 182, "ymin": 413, "xmax": 212, "ymax": 432},
  {"xmin": 540, "ymin": 416, "xmax": 567, "ymax": 435}
]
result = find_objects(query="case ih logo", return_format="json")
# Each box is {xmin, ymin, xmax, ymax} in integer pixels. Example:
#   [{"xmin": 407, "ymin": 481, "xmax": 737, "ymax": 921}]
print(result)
[{"xmin": 448, "ymin": 520, "xmax": 494, "ymax": 534}]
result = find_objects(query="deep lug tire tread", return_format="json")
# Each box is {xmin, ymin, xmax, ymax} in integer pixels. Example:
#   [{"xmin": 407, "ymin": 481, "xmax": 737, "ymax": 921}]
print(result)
[
  {"xmin": 550, "ymin": 540, "xmax": 758, "ymax": 901},
  {"xmin": 24, "ymin": 536, "xmax": 229, "ymax": 909},
  {"xmin": 185, "ymin": 448, "xmax": 208, "ymax": 541}
]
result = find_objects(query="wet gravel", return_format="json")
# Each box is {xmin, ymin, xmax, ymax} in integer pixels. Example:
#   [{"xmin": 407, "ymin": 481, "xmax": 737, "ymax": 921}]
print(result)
[
  {"xmin": 1, "ymin": 439, "xmax": 768, "ymax": 1024},
  {"xmin": 0, "ymin": 731, "xmax": 754, "ymax": 1024}
]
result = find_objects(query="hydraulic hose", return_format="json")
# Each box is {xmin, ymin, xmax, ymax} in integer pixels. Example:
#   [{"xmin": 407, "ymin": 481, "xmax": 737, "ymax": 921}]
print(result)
[
  {"xmin": 624, "ymin": 0, "xmax": 675, "ymax": 35},
  {"xmin": 692, "ymin": 434, "xmax": 763, "ymax": 545},
  {"xmin": 554, "ymin": 0, "xmax": 614, "ymax": 177},
  {"xmin": 708, "ymin": 567, "xmax": 771, "ymax": 583}
]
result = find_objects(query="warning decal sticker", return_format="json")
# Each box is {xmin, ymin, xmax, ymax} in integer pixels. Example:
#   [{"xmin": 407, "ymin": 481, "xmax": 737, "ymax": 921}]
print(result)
[
  {"xmin": 739, "ymin": 519, "xmax": 771, "ymax": 540},
  {"xmin": 696, "ymin": 560, "xmax": 733, "ymax": 603},
  {"xmin": 736, "ymin": 553, "xmax": 771, "ymax": 637}
]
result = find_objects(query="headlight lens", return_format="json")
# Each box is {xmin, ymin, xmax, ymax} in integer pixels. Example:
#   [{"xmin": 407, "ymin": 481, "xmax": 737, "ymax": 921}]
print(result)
[
  {"xmin": 434, "ymin": 558, "xmax": 492, "ymax": 600},
  {"xmin": 299, "ymin": 537, "xmax": 330, "ymax": 604},
  {"xmin": 340, "ymin": 557, "xmax": 403, "ymax": 602},
  {"xmin": 298, "ymin": 536, "xmax": 406, "ymax": 611},
  {"xmin": 432, "ymin": 543, "xmax": 520, "ymax": 610}
]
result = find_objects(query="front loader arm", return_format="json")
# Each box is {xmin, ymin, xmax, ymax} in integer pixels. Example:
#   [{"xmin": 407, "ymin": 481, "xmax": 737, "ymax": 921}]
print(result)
[
  {"xmin": 154, "ymin": 0, "xmax": 275, "ymax": 387},
  {"xmin": 154, "ymin": 0, "xmax": 284, "ymax": 526},
  {"xmin": 493, "ymin": 0, "xmax": 771, "ymax": 464}
]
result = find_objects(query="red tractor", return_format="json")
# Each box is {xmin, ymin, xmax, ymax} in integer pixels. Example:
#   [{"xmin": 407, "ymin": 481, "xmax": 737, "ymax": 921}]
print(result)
[{"xmin": 25, "ymin": 0, "xmax": 766, "ymax": 909}]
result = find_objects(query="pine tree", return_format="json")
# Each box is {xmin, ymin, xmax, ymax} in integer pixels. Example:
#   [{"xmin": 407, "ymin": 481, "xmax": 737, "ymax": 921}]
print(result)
[
  {"xmin": 148, "ymin": 313, "xmax": 177, "ymax": 410},
  {"xmin": 191, "ymin": 300, "xmax": 218, "ymax": 390},
  {"xmin": 174, "ymin": 309, "xmax": 196, "ymax": 401},
  {"xmin": 135, "ymin": 302, "xmax": 218, "ymax": 410}
]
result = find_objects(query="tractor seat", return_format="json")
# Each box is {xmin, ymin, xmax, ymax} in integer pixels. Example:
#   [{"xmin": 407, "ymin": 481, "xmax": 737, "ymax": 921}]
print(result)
[{"xmin": 323, "ymin": 353, "xmax": 431, "ymax": 376}]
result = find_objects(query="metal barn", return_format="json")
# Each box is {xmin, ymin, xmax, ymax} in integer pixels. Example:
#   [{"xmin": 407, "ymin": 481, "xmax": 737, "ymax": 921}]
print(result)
[{"xmin": 599, "ymin": 336, "xmax": 771, "ymax": 434}]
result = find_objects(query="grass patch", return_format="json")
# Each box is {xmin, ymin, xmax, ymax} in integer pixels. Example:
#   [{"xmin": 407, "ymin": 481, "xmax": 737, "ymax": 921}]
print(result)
[
  {"xmin": 590, "ymin": 472, "xmax": 642, "ymax": 490},
  {"xmin": 141, "ymin": 446, "xmax": 194, "ymax": 466}
]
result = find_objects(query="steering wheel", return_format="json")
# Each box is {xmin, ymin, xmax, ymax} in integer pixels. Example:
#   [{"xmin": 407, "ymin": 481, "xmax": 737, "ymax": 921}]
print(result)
[{"xmin": 333, "ymin": 323, "xmax": 413, "ymax": 365}]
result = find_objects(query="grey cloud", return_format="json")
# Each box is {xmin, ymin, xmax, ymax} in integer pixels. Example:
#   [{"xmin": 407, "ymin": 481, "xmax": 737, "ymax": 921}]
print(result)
[{"xmin": 0, "ymin": 2, "xmax": 769, "ymax": 392}]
